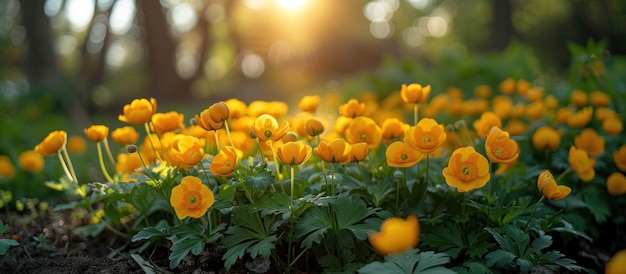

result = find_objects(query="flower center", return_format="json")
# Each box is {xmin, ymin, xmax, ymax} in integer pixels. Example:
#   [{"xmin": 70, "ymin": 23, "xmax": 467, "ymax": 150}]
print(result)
[
  {"xmin": 184, "ymin": 191, "xmax": 202, "ymax": 208},
  {"xmin": 462, "ymin": 166, "xmax": 470, "ymax": 175},
  {"xmin": 360, "ymin": 134, "xmax": 367, "ymax": 141},
  {"xmin": 264, "ymin": 130, "xmax": 273, "ymax": 138},
  {"xmin": 495, "ymin": 148, "xmax": 504, "ymax": 156},
  {"xmin": 401, "ymin": 154, "xmax": 408, "ymax": 161},
  {"xmin": 423, "ymin": 136, "xmax": 431, "ymax": 143}
]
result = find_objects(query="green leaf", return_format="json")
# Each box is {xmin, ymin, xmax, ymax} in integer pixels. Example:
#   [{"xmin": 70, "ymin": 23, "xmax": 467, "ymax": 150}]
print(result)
[
  {"xmin": 485, "ymin": 249, "xmax": 516, "ymax": 268},
  {"xmin": 515, "ymin": 258, "xmax": 532, "ymax": 273},
  {"xmin": 169, "ymin": 236, "xmax": 205, "ymax": 269},
  {"xmin": 358, "ymin": 249, "xmax": 454, "ymax": 274},
  {"xmin": 583, "ymin": 185, "xmax": 611, "ymax": 223},
  {"xmin": 0, "ymin": 239, "xmax": 19, "ymax": 255},
  {"xmin": 421, "ymin": 222, "xmax": 464, "ymax": 258},
  {"xmin": 530, "ymin": 232, "xmax": 552, "ymax": 251},
  {"xmin": 131, "ymin": 220, "xmax": 169, "ymax": 242}
]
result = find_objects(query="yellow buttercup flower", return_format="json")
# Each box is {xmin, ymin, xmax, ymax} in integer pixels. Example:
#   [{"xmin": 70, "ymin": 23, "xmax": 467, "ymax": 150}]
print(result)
[
  {"xmin": 544, "ymin": 94, "xmax": 559, "ymax": 110},
  {"xmin": 111, "ymin": 126, "xmax": 140, "ymax": 145},
  {"xmin": 314, "ymin": 138, "xmax": 352, "ymax": 165},
  {"xmin": 607, "ymin": 172, "xmax": 626, "ymax": 196},
  {"xmin": 442, "ymin": 146, "xmax": 491, "ymax": 192},
  {"xmin": 400, "ymin": 83, "xmax": 431, "ymax": 104},
  {"xmin": 474, "ymin": 85, "xmax": 492, "ymax": 98},
  {"xmin": 531, "ymin": 126, "xmax": 561, "ymax": 151},
  {"xmin": 385, "ymin": 141, "xmax": 423, "ymax": 168},
  {"xmin": 349, "ymin": 142, "xmax": 369, "ymax": 163},
  {"xmin": 276, "ymin": 141, "xmax": 312, "ymax": 166},
  {"xmin": 510, "ymin": 102, "xmax": 526, "ymax": 119},
  {"xmin": 224, "ymin": 98, "xmax": 247, "ymax": 119},
  {"xmin": 485, "ymin": 127, "xmax": 519, "ymax": 164},
  {"xmin": 614, "ymin": 145, "xmax": 626, "ymax": 172},
  {"xmin": 35, "ymin": 130, "xmax": 67, "ymax": 156},
  {"xmin": 369, "ymin": 214, "xmax": 420, "ymax": 255},
  {"xmin": 195, "ymin": 107, "xmax": 225, "ymax": 131},
  {"xmin": 603, "ymin": 115, "xmax": 623, "ymax": 135},
  {"xmin": 499, "ymin": 77, "xmax": 515, "ymax": 94},
  {"xmin": 525, "ymin": 101, "xmax": 545, "ymax": 121},
  {"xmin": 491, "ymin": 95, "xmax": 513, "ymax": 119},
  {"xmin": 344, "ymin": 116, "xmax": 382, "ymax": 150},
  {"xmin": 473, "ymin": 111, "xmax": 502, "ymax": 138},
  {"xmin": 381, "ymin": 118, "xmax": 408, "ymax": 143},
  {"xmin": 537, "ymin": 170, "xmax": 571, "ymax": 201},
  {"xmin": 525, "ymin": 87, "xmax": 545, "ymax": 102},
  {"xmin": 118, "ymin": 97, "xmax": 157, "ymax": 125},
  {"xmin": 0, "ymin": 156, "xmax": 16, "ymax": 179},
  {"xmin": 170, "ymin": 175, "xmax": 214, "ymax": 219},
  {"xmin": 566, "ymin": 107, "xmax": 593, "ymax": 128},
  {"xmin": 404, "ymin": 118, "xmax": 446, "ymax": 155},
  {"xmin": 210, "ymin": 145, "xmax": 237, "ymax": 177},
  {"xmin": 115, "ymin": 152, "xmax": 143, "ymax": 181},
  {"xmin": 569, "ymin": 146, "xmax": 595, "ymax": 182},
  {"xmin": 298, "ymin": 95, "xmax": 320, "ymax": 112},
  {"xmin": 166, "ymin": 135, "xmax": 204, "ymax": 170},
  {"xmin": 556, "ymin": 108, "xmax": 574, "ymax": 124},
  {"xmin": 515, "ymin": 79, "xmax": 531, "ymax": 95},
  {"xmin": 595, "ymin": 107, "xmax": 616, "ymax": 122},
  {"xmin": 251, "ymin": 114, "xmax": 290, "ymax": 143},
  {"xmin": 67, "ymin": 135, "xmax": 87, "ymax": 154},
  {"xmin": 570, "ymin": 90, "xmax": 588, "ymax": 107},
  {"xmin": 304, "ymin": 118, "xmax": 325, "ymax": 137},
  {"xmin": 339, "ymin": 99, "xmax": 366, "ymax": 118},
  {"xmin": 504, "ymin": 119, "xmax": 527, "ymax": 136},
  {"xmin": 574, "ymin": 128, "xmax": 605, "ymax": 157},
  {"xmin": 605, "ymin": 249, "xmax": 626, "ymax": 274},
  {"xmin": 152, "ymin": 111, "xmax": 184, "ymax": 134},
  {"xmin": 589, "ymin": 91, "xmax": 611, "ymax": 107},
  {"xmin": 18, "ymin": 150, "xmax": 44, "ymax": 173},
  {"xmin": 84, "ymin": 125, "xmax": 109, "ymax": 143}
]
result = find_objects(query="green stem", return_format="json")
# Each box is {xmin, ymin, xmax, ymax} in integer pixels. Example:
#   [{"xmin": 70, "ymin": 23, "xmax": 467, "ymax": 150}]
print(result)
[
  {"xmin": 103, "ymin": 137, "xmax": 116, "ymax": 166},
  {"xmin": 330, "ymin": 163, "xmax": 336, "ymax": 196},
  {"xmin": 290, "ymin": 165, "xmax": 295, "ymax": 199},
  {"xmin": 413, "ymin": 103, "xmax": 419, "ymax": 125},
  {"xmin": 144, "ymin": 122, "xmax": 162, "ymax": 162},
  {"xmin": 524, "ymin": 196, "xmax": 545, "ymax": 231},
  {"xmin": 97, "ymin": 142, "xmax": 114, "ymax": 182},
  {"xmin": 214, "ymin": 130, "xmax": 221, "ymax": 154},
  {"xmin": 356, "ymin": 162, "xmax": 368, "ymax": 187},
  {"xmin": 224, "ymin": 121, "xmax": 235, "ymax": 148},
  {"xmin": 269, "ymin": 142, "xmax": 284, "ymax": 192},
  {"xmin": 57, "ymin": 150, "xmax": 73, "ymax": 182},
  {"xmin": 321, "ymin": 162, "xmax": 329, "ymax": 195}
]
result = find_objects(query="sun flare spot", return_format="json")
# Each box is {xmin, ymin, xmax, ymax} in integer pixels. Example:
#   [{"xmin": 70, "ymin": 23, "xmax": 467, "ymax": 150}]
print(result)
[{"xmin": 276, "ymin": 0, "xmax": 307, "ymax": 10}]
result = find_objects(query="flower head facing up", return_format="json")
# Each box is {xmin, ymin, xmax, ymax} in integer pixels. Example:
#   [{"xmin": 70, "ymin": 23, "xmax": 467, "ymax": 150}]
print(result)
[
  {"xmin": 111, "ymin": 126, "xmax": 140, "ymax": 145},
  {"xmin": 568, "ymin": 146, "xmax": 595, "ymax": 182},
  {"xmin": 118, "ymin": 98, "xmax": 157, "ymax": 125},
  {"xmin": 276, "ymin": 141, "xmax": 312, "ymax": 166},
  {"xmin": 84, "ymin": 125, "xmax": 109, "ymax": 143},
  {"xmin": 298, "ymin": 95, "xmax": 320, "ymax": 112},
  {"xmin": 35, "ymin": 130, "xmax": 67, "ymax": 156},
  {"xmin": 339, "ymin": 99, "xmax": 366, "ymax": 118},
  {"xmin": 574, "ymin": 128, "xmax": 605, "ymax": 157},
  {"xmin": 350, "ymin": 142, "xmax": 369, "ymax": 162},
  {"xmin": 473, "ymin": 111, "xmax": 502, "ymax": 138},
  {"xmin": 615, "ymin": 145, "xmax": 626, "ymax": 172},
  {"xmin": 369, "ymin": 214, "xmax": 420, "ymax": 255},
  {"xmin": 531, "ymin": 126, "xmax": 561, "ymax": 151},
  {"xmin": 344, "ymin": 116, "xmax": 382, "ymax": 150},
  {"xmin": 537, "ymin": 170, "xmax": 571, "ymax": 200},
  {"xmin": 607, "ymin": 172, "xmax": 626, "ymax": 196},
  {"xmin": 167, "ymin": 135, "xmax": 204, "ymax": 170},
  {"xmin": 170, "ymin": 176, "xmax": 214, "ymax": 219},
  {"xmin": 404, "ymin": 118, "xmax": 446, "ymax": 155},
  {"xmin": 152, "ymin": 111, "xmax": 184, "ymax": 134},
  {"xmin": 566, "ymin": 107, "xmax": 593, "ymax": 128},
  {"xmin": 442, "ymin": 146, "xmax": 491, "ymax": 192},
  {"xmin": 400, "ymin": 83, "xmax": 431, "ymax": 104},
  {"xmin": 485, "ymin": 127, "xmax": 519, "ymax": 164},
  {"xmin": 18, "ymin": 150, "xmax": 44, "ymax": 173},
  {"xmin": 314, "ymin": 138, "xmax": 352, "ymax": 165},
  {"xmin": 0, "ymin": 156, "xmax": 15, "ymax": 179},
  {"xmin": 210, "ymin": 145, "xmax": 238, "ymax": 177},
  {"xmin": 252, "ymin": 114, "xmax": 290, "ymax": 143},
  {"xmin": 385, "ymin": 141, "xmax": 423, "ymax": 168}
]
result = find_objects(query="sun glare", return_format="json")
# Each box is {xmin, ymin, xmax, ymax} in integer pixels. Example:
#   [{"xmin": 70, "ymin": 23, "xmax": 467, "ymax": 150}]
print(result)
[{"xmin": 276, "ymin": 0, "xmax": 307, "ymax": 10}]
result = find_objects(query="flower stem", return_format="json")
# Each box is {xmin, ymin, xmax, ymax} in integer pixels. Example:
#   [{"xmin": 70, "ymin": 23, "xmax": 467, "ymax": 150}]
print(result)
[
  {"xmin": 269, "ymin": 142, "xmax": 284, "ymax": 190},
  {"xmin": 356, "ymin": 162, "xmax": 368, "ymax": 187},
  {"xmin": 524, "ymin": 196, "xmax": 545, "ymax": 231},
  {"xmin": 224, "ymin": 121, "xmax": 235, "ymax": 148},
  {"xmin": 103, "ymin": 137, "xmax": 116, "ymax": 166},
  {"xmin": 290, "ymin": 165, "xmax": 295, "ymax": 199},
  {"xmin": 97, "ymin": 142, "xmax": 114, "ymax": 182},
  {"xmin": 214, "ymin": 130, "xmax": 221, "ymax": 154},
  {"xmin": 321, "ymin": 162, "xmax": 329, "ymax": 195},
  {"xmin": 413, "ymin": 104, "xmax": 419, "ymax": 125},
  {"xmin": 60, "ymin": 147, "xmax": 84, "ymax": 197},
  {"xmin": 57, "ymin": 150, "xmax": 73, "ymax": 182},
  {"xmin": 144, "ymin": 122, "xmax": 162, "ymax": 162},
  {"xmin": 330, "ymin": 163, "xmax": 336, "ymax": 196},
  {"xmin": 556, "ymin": 167, "xmax": 572, "ymax": 182}
]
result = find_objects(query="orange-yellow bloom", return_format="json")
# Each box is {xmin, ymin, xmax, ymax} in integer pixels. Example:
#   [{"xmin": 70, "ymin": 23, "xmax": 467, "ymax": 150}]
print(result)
[
  {"xmin": 615, "ymin": 145, "xmax": 626, "ymax": 172},
  {"xmin": 442, "ymin": 146, "xmax": 491, "ymax": 192},
  {"xmin": 569, "ymin": 146, "xmax": 595, "ymax": 182},
  {"xmin": 603, "ymin": 115, "xmax": 623, "ymax": 135},
  {"xmin": 276, "ymin": 141, "xmax": 312, "ymax": 166},
  {"xmin": 35, "ymin": 130, "xmax": 67, "ymax": 156},
  {"xmin": 195, "ymin": 108, "xmax": 225, "ymax": 131},
  {"xmin": 537, "ymin": 170, "xmax": 571, "ymax": 200},
  {"xmin": 170, "ymin": 176, "xmax": 214, "ymax": 219},
  {"xmin": 531, "ymin": 126, "xmax": 561, "ymax": 151},
  {"xmin": 400, "ymin": 83, "xmax": 431, "ymax": 104},
  {"xmin": 570, "ymin": 90, "xmax": 588, "ymax": 107},
  {"xmin": 605, "ymin": 249, "xmax": 626, "ymax": 274},
  {"xmin": 118, "ymin": 98, "xmax": 157, "ymax": 124},
  {"xmin": 607, "ymin": 172, "xmax": 626, "ymax": 196},
  {"xmin": 251, "ymin": 114, "xmax": 290, "ymax": 143},
  {"xmin": 344, "ymin": 116, "xmax": 382, "ymax": 150},
  {"xmin": 491, "ymin": 95, "xmax": 513, "ymax": 119},
  {"xmin": 381, "ymin": 118, "xmax": 408, "ymax": 143},
  {"xmin": 474, "ymin": 85, "xmax": 492, "ymax": 98},
  {"xmin": 473, "ymin": 111, "xmax": 502, "ymax": 138},
  {"xmin": 339, "ymin": 99, "xmax": 366, "ymax": 118},
  {"xmin": 18, "ymin": 150, "xmax": 44, "ymax": 173},
  {"xmin": 208, "ymin": 102, "xmax": 230, "ymax": 124},
  {"xmin": 515, "ymin": 79, "xmax": 531, "ymax": 95},
  {"xmin": 368, "ymin": 214, "xmax": 420, "ymax": 255},
  {"xmin": 210, "ymin": 145, "xmax": 237, "ymax": 177},
  {"xmin": 485, "ymin": 127, "xmax": 519, "ymax": 164},
  {"xmin": 67, "ymin": 135, "xmax": 87, "ymax": 154},
  {"xmin": 404, "ymin": 118, "xmax": 446, "ymax": 155},
  {"xmin": 385, "ymin": 141, "xmax": 423, "ymax": 168},
  {"xmin": 350, "ymin": 142, "xmax": 369, "ymax": 162},
  {"xmin": 167, "ymin": 135, "xmax": 205, "ymax": 169},
  {"xmin": 590, "ymin": 91, "xmax": 611, "ymax": 107},
  {"xmin": 0, "ymin": 156, "xmax": 15, "ymax": 179},
  {"xmin": 111, "ymin": 126, "xmax": 140, "ymax": 145},
  {"xmin": 224, "ymin": 98, "xmax": 247, "ymax": 119},
  {"xmin": 298, "ymin": 95, "xmax": 320, "ymax": 112},
  {"xmin": 574, "ymin": 128, "xmax": 605, "ymax": 157},
  {"xmin": 566, "ymin": 107, "xmax": 593, "ymax": 128},
  {"xmin": 499, "ymin": 78, "xmax": 515, "ymax": 94},
  {"xmin": 304, "ymin": 118, "xmax": 325, "ymax": 137},
  {"xmin": 314, "ymin": 138, "xmax": 352, "ymax": 165},
  {"xmin": 84, "ymin": 125, "xmax": 109, "ymax": 143},
  {"xmin": 152, "ymin": 111, "xmax": 184, "ymax": 134}
]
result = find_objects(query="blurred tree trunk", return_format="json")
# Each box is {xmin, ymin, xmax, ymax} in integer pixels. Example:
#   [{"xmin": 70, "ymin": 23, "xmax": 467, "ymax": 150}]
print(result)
[
  {"xmin": 487, "ymin": 0, "xmax": 515, "ymax": 51},
  {"xmin": 19, "ymin": 0, "xmax": 59, "ymax": 86}
]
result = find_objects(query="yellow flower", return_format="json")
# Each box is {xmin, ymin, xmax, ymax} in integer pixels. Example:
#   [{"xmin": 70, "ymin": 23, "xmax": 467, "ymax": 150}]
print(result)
[
  {"xmin": 510, "ymin": 102, "xmax": 526, "ymax": 118},
  {"xmin": 607, "ymin": 172, "xmax": 626, "ymax": 196},
  {"xmin": 491, "ymin": 95, "xmax": 513, "ymax": 119},
  {"xmin": 589, "ymin": 91, "xmax": 611, "ymax": 107},
  {"xmin": 595, "ymin": 107, "xmax": 616, "ymax": 122},
  {"xmin": 385, "ymin": 141, "xmax": 423, "ymax": 168},
  {"xmin": 223, "ymin": 98, "xmax": 246, "ymax": 119},
  {"xmin": 515, "ymin": 79, "xmax": 531, "ymax": 95},
  {"xmin": 298, "ymin": 95, "xmax": 320, "ymax": 112},
  {"xmin": 574, "ymin": 128, "xmax": 605, "ymax": 157},
  {"xmin": 566, "ymin": 107, "xmax": 593, "ymax": 128},
  {"xmin": 35, "ymin": 130, "xmax": 67, "ymax": 156},
  {"xmin": 442, "ymin": 146, "xmax": 491, "ymax": 192},
  {"xmin": 499, "ymin": 77, "xmax": 515, "ymax": 94},
  {"xmin": 537, "ymin": 170, "xmax": 571, "ymax": 200},
  {"xmin": 152, "ymin": 111, "xmax": 184, "ymax": 134},
  {"xmin": 210, "ymin": 145, "xmax": 237, "ymax": 177},
  {"xmin": 209, "ymin": 102, "xmax": 230, "ymax": 123},
  {"xmin": 400, "ymin": 83, "xmax": 431, "ymax": 104},
  {"xmin": 67, "ymin": 135, "xmax": 87, "ymax": 154},
  {"xmin": 504, "ymin": 119, "xmax": 527, "ymax": 136},
  {"xmin": 84, "ymin": 125, "xmax": 109, "ymax": 143},
  {"xmin": 605, "ymin": 249, "xmax": 626, "ymax": 274},
  {"xmin": 603, "ymin": 115, "xmax": 623, "ymax": 135},
  {"xmin": 544, "ymin": 94, "xmax": 559, "ymax": 110},
  {"xmin": 276, "ymin": 141, "xmax": 312, "ymax": 166},
  {"xmin": 111, "ymin": 126, "xmax": 140, "ymax": 145},
  {"xmin": 118, "ymin": 97, "xmax": 157, "ymax": 125},
  {"xmin": 474, "ymin": 85, "xmax": 492, "ymax": 98},
  {"xmin": 531, "ymin": 126, "xmax": 561, "ymax": 151},
  {"xmin": 524, "ymin": 101, "xmax": 545, "ymax": 121},
  {"xmin": 381, "ymin": 118, "xmax": 408, "ymax": 143},
  {"xmin": 525, "ymin": 87, "xmax": 545, "ymax": 102},
  {"xmin": 170, "ymin": 175, "xmax": 214, "ymax": 219},
  {"xmin": 569, "ymin": 146, "xmax": 595, "ymax": 182},
  {"xmin": 195, "ymin": 107, "xmax": 225, "ymax": 131},
  {"xmin": 344, "ymin": 116, "xmax": 382, "ymax": 150},
  {"xmin": 0, "ymin": 156, "xmax": 16, "ymax": 179},
  {"xmin": 251, "ymin": 114, "xmax": 290, "ymax": 143},
  {"xmin": 350, "ymin": 142, "xmax": 369, "ymax": 162},
  {"xmin": 339, "ymin": 99, "xmax": 366, "ymax": 118},
  {"xmin": 404, "ymin": 118, "xmax": 446, "ymax": 155},
  {"xmin": 556, "ymin": 108, "xmax": 574, "ymax": 124},
  {"xmin": 314, "ymin": 138, "xmax": 352, "ymax": 165},
  {"xmin": 614, "ymin": 145, "xmax": 626, "ymax": 172},
  {"xmin": 570, "ymin": 90, "xmax": 588, "ymax": 107},
  {"xmin": 485, "ymin": 127, "xmax": 519, "ymax": 164},
  {"xmin": 115, "ymin": 152, "xmax": 143, "ymax": 181},
  {"xmin": 473, "ymin": 111, "xmax": 502, "ymax": 138},
  {"xmin": 304, "ymin": 118, "xmax": 325, "ymax": 137},
  {"xmin": 369, "ymin": 214, "xmax": 420, "ymax": 255},
  {"xmin": 18, "ymin": 150, "xmax": 44, "ymax": 173},
  {"xmin": 167, "ymin": 135, "xmax": 204, "ymax": 169}
]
